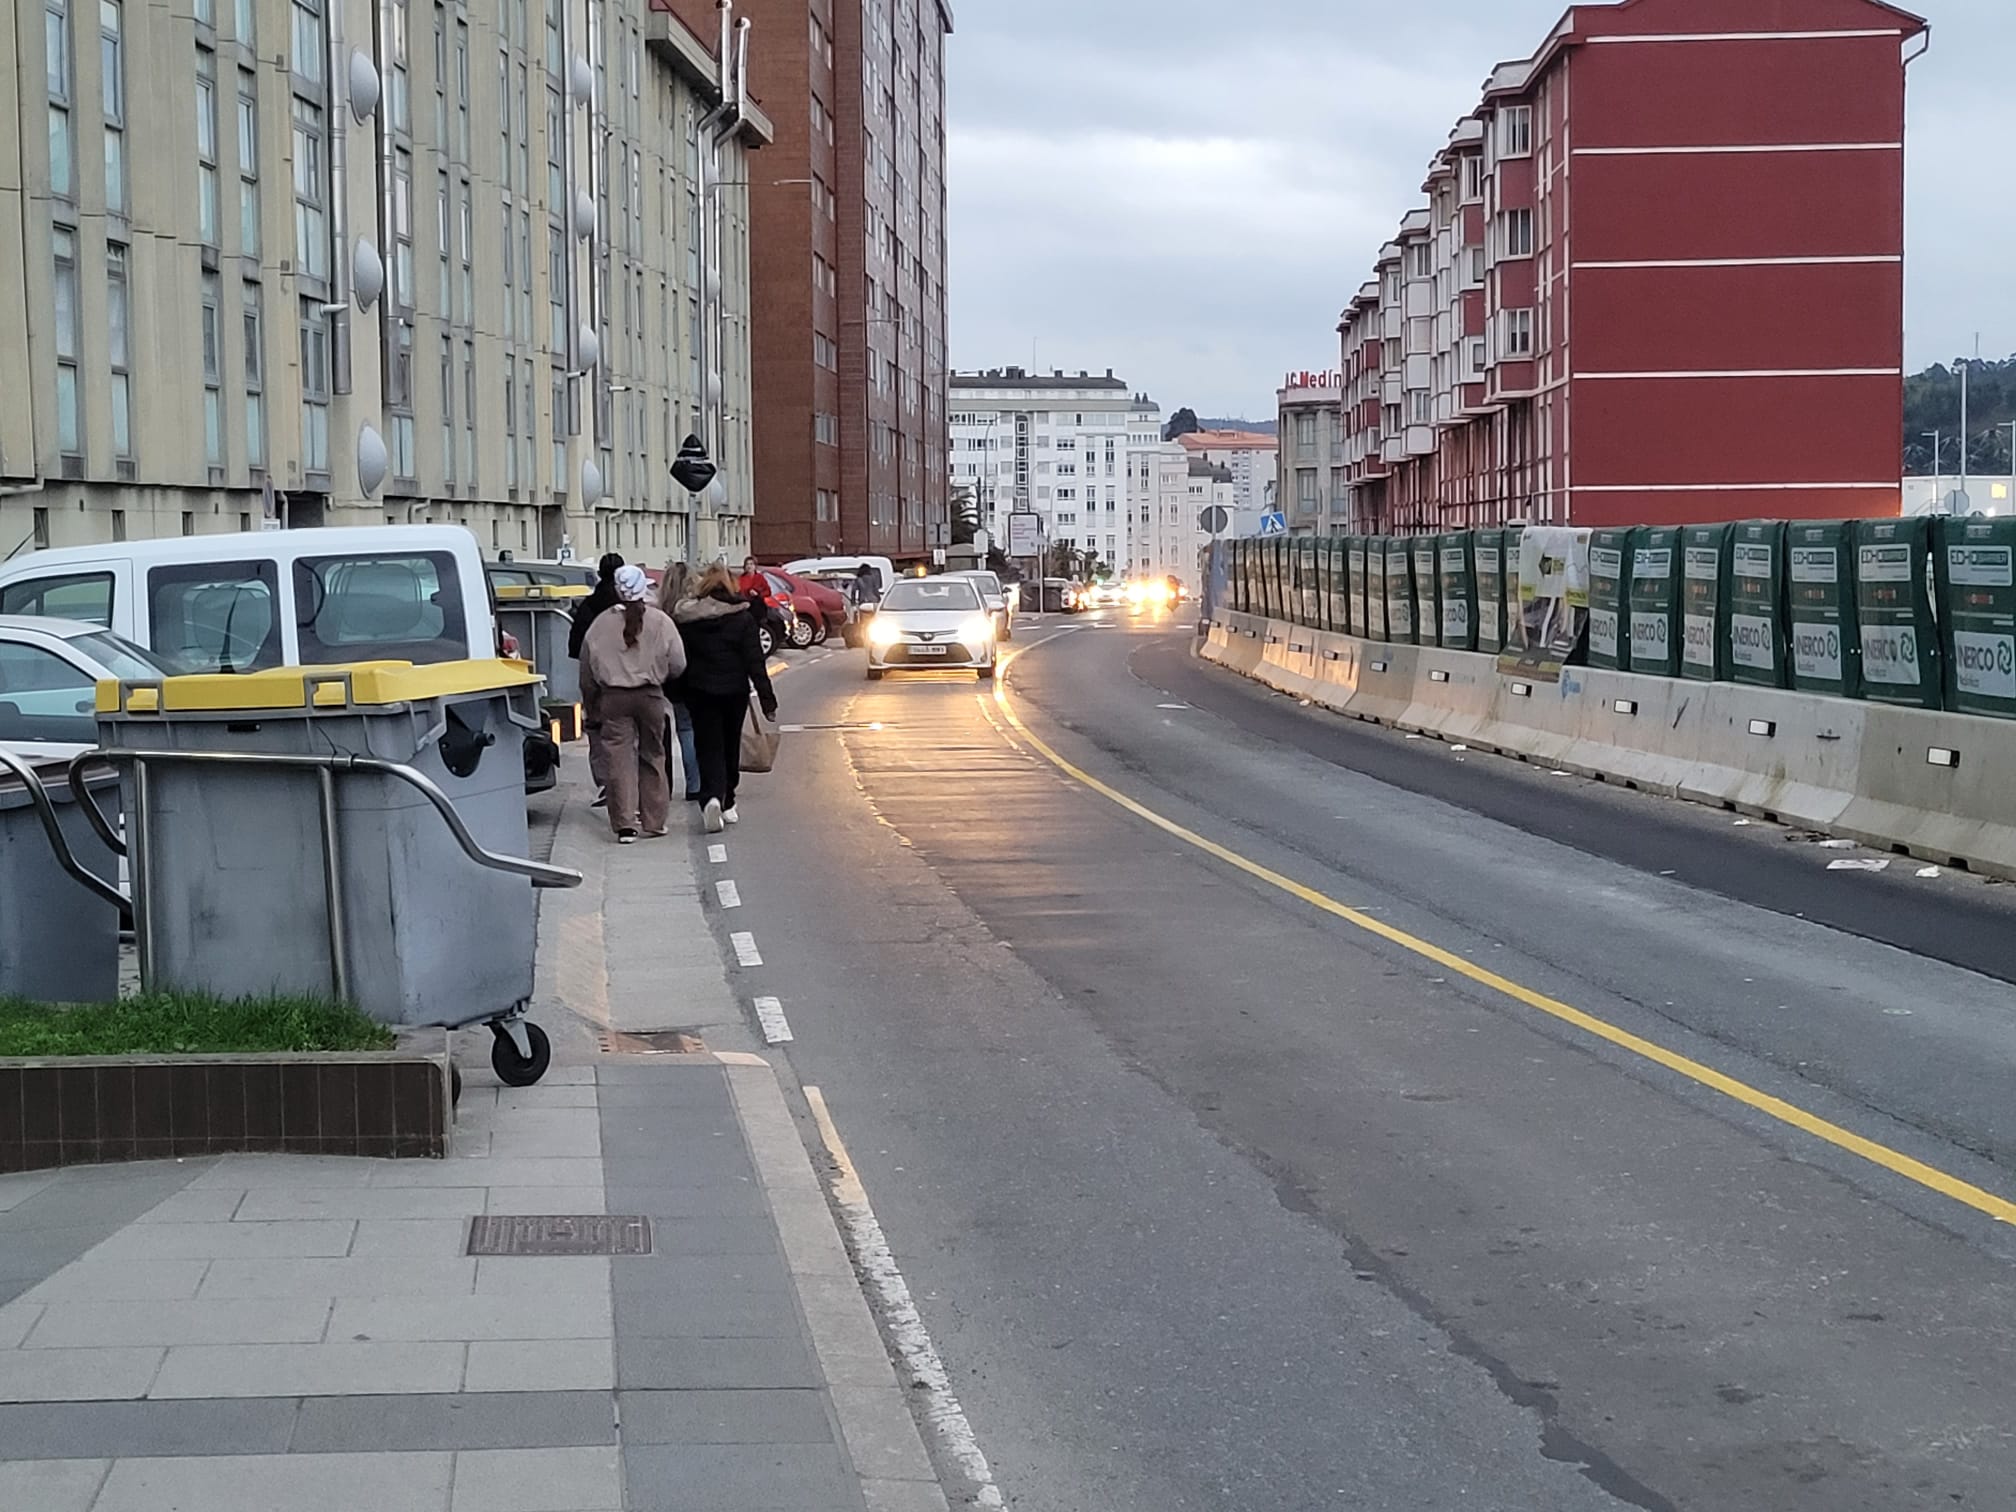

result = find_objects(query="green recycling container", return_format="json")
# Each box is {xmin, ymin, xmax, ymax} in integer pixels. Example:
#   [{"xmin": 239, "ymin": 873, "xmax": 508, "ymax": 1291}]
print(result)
[
  {"xmin": 1934, "ymin": 516, "xmax": 2016, "ymax": 718},
  {"xmin": 1383, "ymin": 537, "xmax": 1416, "ymax": 644},
  {"xmin": 1855, "ymin": 518, "xmax": 1942, "ymax": 709},
  {"xmin": 1474, "ymin": 528, "xmax": 1507, "ymax": 654},
  {"xmin": 1438, "ymin": 533, "xmax": 1477, "ymax": 651},
  {"xmin": 1681, "ymin": 524, "xmax": 1733, "ymax": 681},
  {"xmin": 1586, "ymin": 528, "xmax": 1638, "ymax": 671},
  {"xmin": 1727, "ymin": 520, "xmax": 1790, "ymax": 689},
  {"xmin": 1411, "ymin": 535, "xmax": 1441, "ymax": 647},
  {"xmin": 1786, "ymin": 521, "xmax": 1863, "ymax": 699},
  {"xmin": 1627, "ymin": 527, "xmax": 1683, "ymax": 678}
]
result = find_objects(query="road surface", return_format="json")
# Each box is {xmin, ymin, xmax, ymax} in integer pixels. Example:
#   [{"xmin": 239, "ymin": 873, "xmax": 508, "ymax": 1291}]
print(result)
[{"xmin": 701, "ymin": 609, "xmax": 2016, "ymax": 1512}]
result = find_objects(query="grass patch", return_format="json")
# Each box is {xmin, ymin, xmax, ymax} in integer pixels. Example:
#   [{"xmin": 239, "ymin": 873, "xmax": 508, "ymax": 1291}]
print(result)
[{"xmin": 0, "ymin": 992, "xmax": 396, "ymax": 1057}]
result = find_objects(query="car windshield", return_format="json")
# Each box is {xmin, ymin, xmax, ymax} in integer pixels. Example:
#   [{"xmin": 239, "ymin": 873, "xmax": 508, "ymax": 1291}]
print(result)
[
  {"xmin": 66, "ymin": 630, "xmax": 172, "ymax": 681},
  {"xmin": 957, "ymin": 573, "xmax": 1003, "ymax": 595},
  {"xmin": 882, "ymin": 579, "xmax": 982, "ymax": 612}
]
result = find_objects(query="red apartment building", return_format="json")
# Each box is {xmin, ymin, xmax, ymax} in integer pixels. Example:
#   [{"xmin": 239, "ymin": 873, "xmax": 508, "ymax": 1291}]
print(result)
[
  {"xmin": 1338, "ymin": 0, "xmax": 1928, "ymax": 534},
  {"xmin": 737, "ymin": 0, "xmax": 953, "ymax": 563}
]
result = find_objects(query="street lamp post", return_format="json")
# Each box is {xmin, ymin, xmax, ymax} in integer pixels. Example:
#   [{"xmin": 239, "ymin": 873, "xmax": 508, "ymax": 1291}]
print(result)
[
  {"xmin": 1923, "ymin": 429, "xmax": 1942, "ymax": 505},
  {"xmin": 1957, "ymin": 355, "xmax": 1971, "ymax": 512}
]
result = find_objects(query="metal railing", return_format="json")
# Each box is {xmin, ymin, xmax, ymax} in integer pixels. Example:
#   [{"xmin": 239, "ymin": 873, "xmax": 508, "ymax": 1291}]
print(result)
[{"xmin": 0, "ymin": 747, "xmax": 127, "ymax": 913}]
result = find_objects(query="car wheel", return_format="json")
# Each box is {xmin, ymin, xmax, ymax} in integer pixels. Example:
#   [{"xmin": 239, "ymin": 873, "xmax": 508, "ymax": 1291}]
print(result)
[
  {"xmin": 785, "ymin": 614, "xmax": 816, "ymax": 650},
  {"xmin": 977, "ymin": 663, "xmax": 996, "ymax": 682},
  {"xmin": 758, "ymin": 624, "xmax": 776, "ymax": 657},
  {"xmin": 865, "ymin": 667, "xmax": 884, "ymax": 682},
  {"xmin": 809, "ymin": 616, "xmax": 832, "ymax": 646}
]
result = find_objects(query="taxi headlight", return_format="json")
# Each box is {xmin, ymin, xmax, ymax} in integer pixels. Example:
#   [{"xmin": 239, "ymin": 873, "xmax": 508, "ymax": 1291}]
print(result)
[
  {"xmin": 868, "ymin": 618, "xmax": 902, "ymax": 648},
  {"xmin": 960, "ymin": 616, "xmax": 995, "ymax": 646}
]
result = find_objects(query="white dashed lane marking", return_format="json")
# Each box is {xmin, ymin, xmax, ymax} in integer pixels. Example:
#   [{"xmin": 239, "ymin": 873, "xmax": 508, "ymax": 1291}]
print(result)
[
  {"xmin": 730, "ymin": 931, "xmax": 763, "ymax": 967},
  {"xmin": 708, "ymin": 844, "xmax": 728, "ymax": 864},
  {"xmin": 717, "ymin": 880, "xmax": 742, "ymax": 908},
  {"xmin": 754, "ymin": 996, "xmax": 795, "ymax": 1044}
]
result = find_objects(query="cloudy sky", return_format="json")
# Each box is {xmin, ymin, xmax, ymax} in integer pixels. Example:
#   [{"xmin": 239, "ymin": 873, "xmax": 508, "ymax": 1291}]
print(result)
[{"xmin": 945, "ymin": 0, "xmax": 2010, "ymax": 421}]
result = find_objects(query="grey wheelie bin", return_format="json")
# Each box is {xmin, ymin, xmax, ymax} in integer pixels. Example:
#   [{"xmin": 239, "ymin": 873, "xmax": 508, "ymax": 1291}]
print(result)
[
  {"xmin": 0, "ymin": 751, "xmax": 125, "ymax": 1003},
  {"xmin": 91, "ymin": 660, "xmax": 580, "ymax": 1085},
  {"xmin": 494, "ymin": 583, "xmax": 589, "ymax": 740}
]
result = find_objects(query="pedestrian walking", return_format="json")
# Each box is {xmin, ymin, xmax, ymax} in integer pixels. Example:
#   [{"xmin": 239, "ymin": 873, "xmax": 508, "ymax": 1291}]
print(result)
[
  {"xmin": 569, "ymin": 552, "xmax": 626, "ymax": 808},
  {"xmin": 656, "ymin": 562, "xmax": 703, "ymax": 804},
  {"xmin": 578, "ymin": 564, "xmax": 687, "ymax": 844},
  {"xmin": 672, "ymin": 561, "xmax": 778, "ymax": 834}
]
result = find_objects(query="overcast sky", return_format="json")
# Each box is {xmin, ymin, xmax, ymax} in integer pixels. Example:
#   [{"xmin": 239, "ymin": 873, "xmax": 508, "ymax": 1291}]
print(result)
[{"xmin": 944, "ymin": 0, "xmax": 2009, "ymax": 421}]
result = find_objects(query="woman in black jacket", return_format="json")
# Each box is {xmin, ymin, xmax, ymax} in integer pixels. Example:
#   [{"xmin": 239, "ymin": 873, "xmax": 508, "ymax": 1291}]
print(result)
[{"xmin": 672, "ymin": 562, "xmax": 779, "ymax": 833}]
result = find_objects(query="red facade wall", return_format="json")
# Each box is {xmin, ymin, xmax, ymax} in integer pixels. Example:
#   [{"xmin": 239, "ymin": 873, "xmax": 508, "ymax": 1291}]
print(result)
[
  {"xmin": 1572, "ymin": 262, "xmax": 1903, "ymax": 372},
  {"xmin": 1570, "ymin": 374, "xmax": 1902, "ymax": 486}
]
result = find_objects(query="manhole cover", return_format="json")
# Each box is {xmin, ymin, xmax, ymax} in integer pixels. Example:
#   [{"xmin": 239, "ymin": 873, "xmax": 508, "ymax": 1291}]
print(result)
[
  {"xmin": 467, "ymin": 1215, "xmax": 653, "ymax": 1256},
  {"xmin": 600, "ymin": 1029, "xmax": 707, "ymax": 1056}
]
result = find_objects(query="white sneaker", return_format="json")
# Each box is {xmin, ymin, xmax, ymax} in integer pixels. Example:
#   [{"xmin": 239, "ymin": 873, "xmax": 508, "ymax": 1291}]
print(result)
[
  {"xmin": 702, "ymin": 799, "xmax": 724, "ymax": 834},
  {"xmin": 723, "ymin": 805, "xmax": 740, "ymax": 825}
]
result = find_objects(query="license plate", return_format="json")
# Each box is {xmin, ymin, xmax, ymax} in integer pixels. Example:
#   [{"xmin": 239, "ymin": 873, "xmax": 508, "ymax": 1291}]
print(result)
[{"xmin": 911, "ymin": 644, "xmax": 948, "ymax": 656}]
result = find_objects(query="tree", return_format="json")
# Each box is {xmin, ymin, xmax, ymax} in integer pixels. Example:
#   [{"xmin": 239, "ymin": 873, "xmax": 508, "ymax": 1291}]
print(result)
[
  {"xmin": 949, "ymin": 485, "xmax": 979, "ymax": 547},
  {"xmin": 1163, "ymin": 407, "xmax": 1201, "ymax": 442},
  {"xmin": 1903, "ymin": 356, "xmax": 2016, "ymax": 475}
]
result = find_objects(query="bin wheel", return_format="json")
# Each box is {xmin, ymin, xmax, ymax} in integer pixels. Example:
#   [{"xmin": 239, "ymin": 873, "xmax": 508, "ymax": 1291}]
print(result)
[{"xmin": 490, "ymin": 1021, "xmax": 551, "ymax": 1087}]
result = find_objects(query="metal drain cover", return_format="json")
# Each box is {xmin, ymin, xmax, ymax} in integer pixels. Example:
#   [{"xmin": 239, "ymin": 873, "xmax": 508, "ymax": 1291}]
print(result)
[
  {"xmin": 600, "ymin": 1029, "xmax": 707, "ymax": 1056},
  {"xmin": 467, "ymin": 1214, "xmax": 653, "ymax": 1256}
]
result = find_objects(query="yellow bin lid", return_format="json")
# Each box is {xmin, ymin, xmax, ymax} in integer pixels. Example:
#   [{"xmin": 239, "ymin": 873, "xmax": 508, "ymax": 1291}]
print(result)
[{"xmin": 100, "ymin": 659, "xmax": 543, "ymax": 715}]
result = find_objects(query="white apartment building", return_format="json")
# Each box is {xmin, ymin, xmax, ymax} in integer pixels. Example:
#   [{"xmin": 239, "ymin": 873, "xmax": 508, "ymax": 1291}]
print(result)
[
  {"xmin": 1127, "ymin": 440, "xmax": 1234, "ymax": 593},
  {"xmin": 1174, "ymin": 429, "xmax": 1275, "ymax": 521},
  {"xmin": 949, "ymin": 367, "xmax": 1161, "ymax": 574},
  {"xmin": 1, "ymin": 0, "xmax": 769, "ymax": 564}
]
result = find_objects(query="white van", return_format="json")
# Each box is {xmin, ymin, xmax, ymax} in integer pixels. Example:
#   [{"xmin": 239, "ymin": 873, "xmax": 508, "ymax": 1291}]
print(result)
[
  {"xmin": 0, "ymin": 526, "xmax": 498, "ymax": 674},
  {"xmin": 782, "ymin": 555, "xmax": 898, "ymax": 601}
]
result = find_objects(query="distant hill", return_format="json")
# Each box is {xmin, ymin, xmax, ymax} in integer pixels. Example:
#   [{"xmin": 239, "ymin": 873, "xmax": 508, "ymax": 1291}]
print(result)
[
  {"xmin": 1198, "ymin": 417, "xmax": 1276, "ymax": 436},
  {"xmin": 1905, "ymin": 358, "xmax": 2016, "ymax": 474}
]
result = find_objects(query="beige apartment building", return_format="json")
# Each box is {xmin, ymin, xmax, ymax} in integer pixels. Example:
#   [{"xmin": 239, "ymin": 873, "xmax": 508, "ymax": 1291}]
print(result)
[{"xmin": 1, "ymin": 0, "xmax": 770, "ymax": 565}]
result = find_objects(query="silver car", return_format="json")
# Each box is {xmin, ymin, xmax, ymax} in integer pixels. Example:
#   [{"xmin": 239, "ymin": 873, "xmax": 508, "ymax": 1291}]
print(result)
[
  {"xmin": 864, "ymin": 578, "xmax": 998, "ymax": 681},
  {"xmin": 944, "ymin": 569, "xmax": 1015, "ymax": 641},
  {"xmin": 0, "ymin": 614, "xmax": 173, "ymax": 762}
]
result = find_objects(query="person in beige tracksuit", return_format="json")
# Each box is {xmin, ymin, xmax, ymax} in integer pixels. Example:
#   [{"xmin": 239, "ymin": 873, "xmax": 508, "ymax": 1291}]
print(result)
[{"xmin": 578, "ymin": 565, "xmax": 687, "ymax": 842}]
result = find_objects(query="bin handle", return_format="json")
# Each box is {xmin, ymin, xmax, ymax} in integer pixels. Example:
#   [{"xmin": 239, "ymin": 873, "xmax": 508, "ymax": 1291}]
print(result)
[
  {"xmin": 81, "ymin": 747, "xmax": 582, "ymax": 890},
  {"xmin": 0, "ymin": 747, "xmax": 130, "ymax": 912},
  {"xmin": 65, "ymin": 750, "xmax": 130, "ymax": 857}
]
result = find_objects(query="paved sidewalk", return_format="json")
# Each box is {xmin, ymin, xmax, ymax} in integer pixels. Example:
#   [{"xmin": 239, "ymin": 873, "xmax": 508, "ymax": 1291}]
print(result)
[{"xmin": 0, "ymin": 759, "xmax": 950, "ymax": 1511}]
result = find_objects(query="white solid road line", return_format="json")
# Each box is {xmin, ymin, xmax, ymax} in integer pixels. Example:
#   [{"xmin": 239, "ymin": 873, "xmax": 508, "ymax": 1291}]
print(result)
[
  {"xmin": 730, "ymin": 931, "xmax": 763, "ymax": 967},
  {"xmin": 717, "ymin": 880, "xmax": 743, "ymax": 908},
  {"xmin": 753, "ymin": 995, "xmax": 794, "ymax": 1044},
  {"xmin": 708, "ymin": 843, "xmax": 729, "ymax": 864},
  {"xmin": 804, "ymin": 1086, "xmax": 1005, "ymax": 1509}
]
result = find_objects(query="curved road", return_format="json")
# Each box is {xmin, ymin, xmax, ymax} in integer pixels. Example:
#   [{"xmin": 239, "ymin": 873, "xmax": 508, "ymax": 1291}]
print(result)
[{"xmin": 706, "ymin": 610, "xmax": 2016, "ymax": 1512}]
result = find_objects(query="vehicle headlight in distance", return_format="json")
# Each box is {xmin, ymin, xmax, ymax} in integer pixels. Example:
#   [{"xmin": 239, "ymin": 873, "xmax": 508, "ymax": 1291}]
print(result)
[
  {"xmin": 868, "ymin": 617, "xmax": 903, "ymax": 647},
  {"xmin": 959, "ymin": 615, "xmax": 995, "ymax": 645}
]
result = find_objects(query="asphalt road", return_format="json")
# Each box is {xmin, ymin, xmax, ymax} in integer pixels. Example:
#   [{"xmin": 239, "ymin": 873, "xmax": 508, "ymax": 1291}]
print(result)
[{"xmin": 704, "ymin": 611, "xmax": 2016, "ymax": 1512}]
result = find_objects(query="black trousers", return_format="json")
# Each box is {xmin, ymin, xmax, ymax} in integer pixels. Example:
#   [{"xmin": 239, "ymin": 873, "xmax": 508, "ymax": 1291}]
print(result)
[{"xmin": 686, "ymin": 689, "xmax": 749, "ymax": 807}]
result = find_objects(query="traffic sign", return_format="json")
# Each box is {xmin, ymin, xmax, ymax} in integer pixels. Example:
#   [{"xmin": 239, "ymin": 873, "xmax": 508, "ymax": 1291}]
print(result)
[
  {"xmin": 1258, "ymin": 512, "xmax": 1287, "ymax": 537},
  {"xmin": 1008, "ymin": 512, "xmax": 1044, "ymax": 556},
  {"xmin": 1198, "ymin": 505, "xmax": 1230, "ymax": 536}
]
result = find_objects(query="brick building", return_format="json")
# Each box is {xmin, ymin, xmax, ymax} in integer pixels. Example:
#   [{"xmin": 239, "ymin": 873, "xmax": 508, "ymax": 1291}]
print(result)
[
  {"xmin": 740, "ymin": 0, "xmax": 952, "ymax": 564},
  {"xmin": 1338, "ymin": 0, "xmax": 1928, "ymax": 535}
]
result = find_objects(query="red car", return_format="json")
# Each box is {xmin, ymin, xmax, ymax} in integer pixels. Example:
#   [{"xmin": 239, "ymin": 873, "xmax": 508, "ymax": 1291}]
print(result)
[{"xmin": 767, "ymin": 569, "xmax": 850, "ymax": 642}]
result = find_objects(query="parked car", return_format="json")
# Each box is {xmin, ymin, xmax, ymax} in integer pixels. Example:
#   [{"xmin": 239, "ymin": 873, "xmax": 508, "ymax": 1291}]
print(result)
[
  {"xmin": 0, "ymin": 615, "xmax": 175, "ymax": 762},
  {"xmin": 784, "ymin": 556, "xmax": 900, "ymax": 646},
  {"xmin": 865, "ymin": 576, "xmax": 997, "ymax": 681},
  {"xmin": 766, "ymin": 569, "xmax": 849, "ymax": 645},
  {"xmin": 1033, "ymin": 578, "xmax": 1087, "ymax": 614},
  {"xmin": 943, "ymin": 569, "xmax": 1014, "ymax": 641}
]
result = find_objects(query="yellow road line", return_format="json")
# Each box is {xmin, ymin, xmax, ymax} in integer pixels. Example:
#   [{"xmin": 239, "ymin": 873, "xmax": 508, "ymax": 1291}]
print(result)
[{"xmin": 990, "ymin": 648, "xmax": 2016, "ymax": 1228}]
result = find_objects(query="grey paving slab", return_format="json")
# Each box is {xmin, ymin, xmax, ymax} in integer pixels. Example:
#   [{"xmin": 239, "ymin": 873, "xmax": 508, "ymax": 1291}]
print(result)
[
  {"xmin": 827, "ymin": 1385, "xmax": 941, "ymax": 1485},
  {"xmin": 0, "ymin": 1458, "xmax": 108, "ymax": 1512},
  {"xmin": 197, "ymin": 1256, "xmax": 477, "ymax": 1299},
  {"xmin": 617, "ymin": 1335, "xmax": 824, "ymax": 1391},
  {"xmin": 0, "ymin": 1169, "xmax": 63, "ymax": 1212},
  {"xmin": 859, "ymin": 1477, "xmax": 952, "ymax": 1512},
  {"xmin": 610, "ymin": 1252, "xmax": 795, "ymax": 1299},
  {"xmin": 24, "ymin": 1298, "xmax": 332, "ymax": 1349},
  {"xmin": 592, "ymin": 1062, "xmax": 738, "ymax": 1089},
  {"xmin": 234, "ymin": 1186, "xmax": 490, "ymax": 1222},
  {"xmin": 462, "ymin": 1337, "xmax": 613, "ymax": 1392},
  {"xmin": 328, "ymin": 1292, "xmax": 611, "ymax": 1343},
  {"xmin": 483, "ymin": 1184, "xmax": 607, "ymax": 1215},
  {"xmin": 148, "ymin": 1340, "xmax": 467, "ymax": 1399},
  {"xmin": 0, "ymin": 1346, "xmax": 163, "ymax": 1402},
  {"xmin": 16, "ymin": 1258, "xmax": 210, "ymax": 1303},
  {"xmin": 0, "ymin": 1395, "xmax": 298, "ymax": 1459},
  {"xmin": 599, "ymin": 1180, "xmax": 771, "ymax": 1218},
  {"xmin": 0, "ymin": 1159, "xmax": 208, "ymax": 1305},
  {"xmin": 0, "ymin": 1298, "xmax": 38, "ymax": 1348},
  {"xmin": 627, "ymin": 1215, "xmax": 786, "ymax": 1257},
  {"xmin": 623, "ymin": 1441, "xmax": 861, "ymax": 1511},
  {"xmin": 93, "ymin": 1217, "xmax": 357, "ymax": 1260},
  {"xmin": 290, "ymin": 1390, "xmax": 616, "ymax": 1453},
  {"xmin": 616, "ymin": 1388, "xmax": 835, "ymax": 1445},
  {"xmin": 450, "ymin": 1445, "xmax": 622, "ymax": 1512},
  {"xmin": 613, "ymin": 1289, "xmax": 805, "ymax": 1340},
  {"xmin": 188, "ymin": 1155, "xmax": 379, "ymax": 1189},
  {"xmin": 91, "ymin": 1450, "xmax": 455, "ymax": 1512},
  {"xmin": 369, "ymin": 1157, "xmax": 605, "ymax": 1189},
  {"xmin": 134, "ymin": 1188, "xmax": 248, "ymax": 1223},
  {"xmin": 472, "ymin": 1256, "xmax": 611, "ymax": 1296},
  {"xmin": 348, "ymin": 1219, "xmax": 472, "ymax": 1256}
]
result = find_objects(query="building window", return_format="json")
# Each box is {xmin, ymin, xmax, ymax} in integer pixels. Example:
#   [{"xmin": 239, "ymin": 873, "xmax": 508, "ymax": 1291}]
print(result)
[
  {"xmin": 462, "ymin": 337, "xmax": 475, "ymax": 483},
  {"xmin": 107, "ymin": 242, "xmax": 132, "ymax": 463},
  {"xmin": 242, "ymin": 280, "xmax": 264, "ymax": 467},
  {"xmin": 503, "ymin": 361, "xmax": 518, "ymax": 487},
  {"xmin": 47, "ymin": 0, "xmax": 75, "ymax": 199},
  {"xmin": 550, "ymin": 368, "xmax": 566, "ymax": 490},
  {"xmin": 1467, "ymin": 336, "xmax": 1487, "ymax": 380},
  {"xmin": 196, "ymin": 47, "xmax": 220, "ymax": 244},
  {"xmin": 391, "ymin": 147, "xmax": 414, "ymax": 306},
  {"xmin": 100, "ymin": 0, "xmax": 124, "ymax": 212},
  {"xmin": 292, "ymin": 96, "xmax": 327, "ymax": 277},
  {"xmin": 237, "ymin": 67, "xmax": 259, "ymax": 253},
  {"xmin": 1408, "ymin": 242, "xmax": 1430, "ymax": 278},
  {"xmin": 1296, "ymin": 412, "xmax": 1317, "ymax": 449},
  {"xmin": 1461, "ymin": 154, "xmax": 1482, "ymax": 202},
  {"xmin": 454, "ymin": 19, "xmax": 469, "ymax": 158},
  {"xmin": 233, "ymin": 0, "xmax": 252, "ymax": 41},
  {"xmin": 1499, "ymin": 208, "xmax": 1533, "ymax": 259},
  {"xmin": 386, "ymin": 0, "xmax": 409, "ymax": 131},
  {"xmin": 1500, "ymin": 308, "xmax": 1534, "ymax": 359},
  {"xmin": 52, "ymin": 226, "xmax": 81, "ymax": 458},
  {"xmin": 457, "ymin": 177, "xmax": 473, "ymax": 323},
  {"xmin": 441, "ymin": 333, "xmax": 456, "ymax": 481},
  {"xmin": 437, "ymin": 171, "xmax": 452, "ymax": 310},
  {"xmin": 1467, "ymin": 245, "xmax": 1487, "ymax": 285},
  {"xmin": 548, "ymin": 222, "xmax": 566, "ymax": 350},
  {"xmin": 299, "ymin": 296, "xmax": 329, "ymax": 474},
  {"xmin": 1407, "ymin": 389, "xmax": 1432, "ymax": 425},
  {"xmin": 200, "ymin": 271, "xmax": 225, "ymax": 466},
  {"xmin": 520, "ymin": 355, "xmax": 534, "ymax": 487},
  {"xmin": 1498, "ymin": 105, "xmax": 1533, "ymax": 159},
  {"xmin": 291, "ymin": 0, "xmax": 322, "ymax": 84},
  {"xmin": 545, "ymin": 85, "xmax": 563, "ymax": 209}
]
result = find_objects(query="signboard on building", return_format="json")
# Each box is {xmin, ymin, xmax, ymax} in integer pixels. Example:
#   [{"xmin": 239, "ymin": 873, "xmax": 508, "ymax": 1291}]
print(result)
[{"xmin": 1007, "ymin": 512, "xmax": 1044, "ymax": 557}]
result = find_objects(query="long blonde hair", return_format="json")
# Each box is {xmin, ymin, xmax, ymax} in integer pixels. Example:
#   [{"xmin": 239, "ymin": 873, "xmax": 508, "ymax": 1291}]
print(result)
[
  {"xmin": 657, "ymin": 561, "xmax": 691, "ymax": 612},
  {"xmin": 693, "ymin": 562, "xmax": 738, "ymax": 600}
]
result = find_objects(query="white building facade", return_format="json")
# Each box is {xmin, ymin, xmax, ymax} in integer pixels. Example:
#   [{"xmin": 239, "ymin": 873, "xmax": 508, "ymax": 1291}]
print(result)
[
  {"xmin": 1, "ymin": 0, "xmax": 767, "ymax": 564},
  {"xmin": 949, "ymin": 368, "xmax": 1160, "ymax": 574},
  {"xmin": 1175, "ymin": 430, "xmax": 1276, "ymax": 521},
  {"xmin": 1127, "ymin": 441, "xmax": 1235, "ymax": 593}
]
